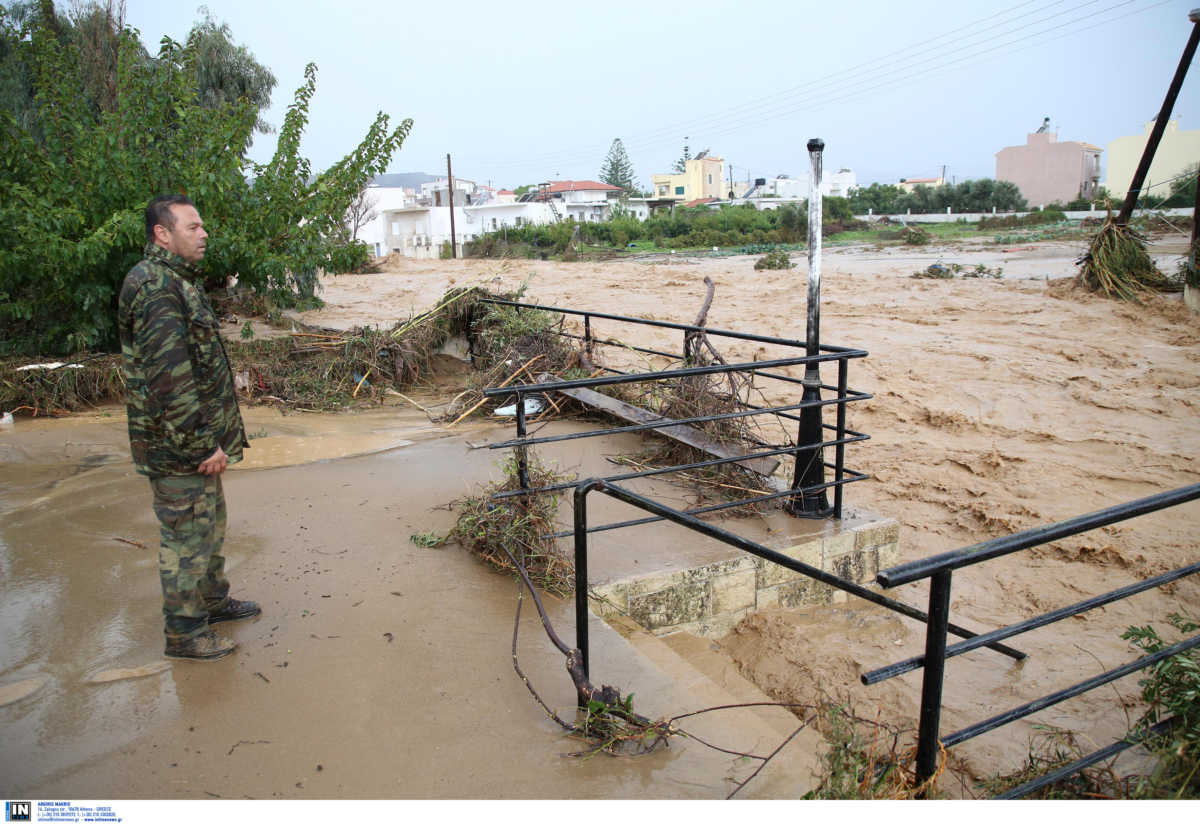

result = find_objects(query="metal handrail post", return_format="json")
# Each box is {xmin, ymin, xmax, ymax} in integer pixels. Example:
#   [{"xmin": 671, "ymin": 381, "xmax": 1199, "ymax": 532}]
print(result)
[
  {"xmin": 572, "ymin": 483, "xmax": 592, "ymax": 692},
  {"xmin": 915, "ymin": 570, "xmax": 953, "ymax": 793},
  {"xmin": 583, "ymin": 313, "xmax": 594, "ymax": 364},
  {"xmin": 834, "ymin": 357, "xmax": 848, "ymax": 518},
  {"xmin": 514, "ymin": 390, "xmax": 531, "ymax": 496}
]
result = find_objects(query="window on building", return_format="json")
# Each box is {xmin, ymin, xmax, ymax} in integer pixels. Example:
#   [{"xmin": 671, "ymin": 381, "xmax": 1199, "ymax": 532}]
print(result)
[
  {"xmin": 675, "ymin": 186, "xmax": 684, "ymax": 195},
  {"xmin": 707, "ymin": 174, "xmax": 712, "ymax": 184}
]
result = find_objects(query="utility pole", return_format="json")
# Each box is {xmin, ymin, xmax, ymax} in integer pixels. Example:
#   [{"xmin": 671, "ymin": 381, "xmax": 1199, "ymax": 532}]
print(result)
[
  {"xmin": 446, "ymin": 153, "xmax": 457, "ymax": 259},
  {"xmin": 1116, "ymin": 9, "xmax": 1200, "ymax": 225}
]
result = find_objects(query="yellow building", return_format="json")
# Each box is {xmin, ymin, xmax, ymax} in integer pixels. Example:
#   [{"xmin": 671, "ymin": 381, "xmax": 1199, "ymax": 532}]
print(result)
[
  {"xmin": 651, "ymin": 153, "xmax": 726, "ymax": 202},
  {"xmin": 896, "ymin": 174, "xmax": 944, "ymax": 193},
  {"xmin": 1104, "ymin": 119, "xmax": 1200, "ymax": 199}
]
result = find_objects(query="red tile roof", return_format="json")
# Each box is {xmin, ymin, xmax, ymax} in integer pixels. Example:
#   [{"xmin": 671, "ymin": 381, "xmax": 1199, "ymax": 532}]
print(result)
[{"xmin": 542, "ymin": 180, "xmax": 622, "ymax": 193}]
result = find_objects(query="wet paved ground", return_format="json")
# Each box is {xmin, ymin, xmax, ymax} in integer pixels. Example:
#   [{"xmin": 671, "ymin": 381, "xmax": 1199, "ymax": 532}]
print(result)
[{"xmin": 1, "ymin": 406, "xmax": 820, "ymax": 799}]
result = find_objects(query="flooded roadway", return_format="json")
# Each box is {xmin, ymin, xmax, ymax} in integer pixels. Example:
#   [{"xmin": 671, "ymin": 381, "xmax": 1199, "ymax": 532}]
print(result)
[{"xmin": 0, "ymin": 403, "xmax": 820, "ymax": 799}]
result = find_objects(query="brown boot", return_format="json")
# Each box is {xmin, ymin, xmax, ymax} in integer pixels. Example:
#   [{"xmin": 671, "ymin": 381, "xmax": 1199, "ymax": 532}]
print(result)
[{"xmin": 165, "ymin": 629, "xmax": 237, "ymax": 661}]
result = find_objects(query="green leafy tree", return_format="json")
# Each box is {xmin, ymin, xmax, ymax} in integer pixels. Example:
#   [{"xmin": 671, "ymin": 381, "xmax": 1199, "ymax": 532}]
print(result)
[
  {"xmin": 0, "ymin": 9, "xmax": 411, "ymax": 354},
  {"xmin": 2, "ymin": 2, "xmax": 276, "ymax": 132},
  {"xmin": 186, "ymin": 8, "xmax": 277, "ymax": 133},
  {"xmin": 823, "ymin": 196, "xmax": 854, "ymax": 222},
  {"xmin": 892, "ymin": 179, "xmax": 1026, "ymax": 214},
  {"xmin": 1163, "ymin": 163, "xmax": 1198, "ymax": 208},
  {"xmin": 847, "ymin": 182, "xmax": 902, "ymax": 215},
  {"xmin": 672, "ymin": 136, "xmax": 690, "ymax": 174},
  {"xmin": 599, "ymin": 137, "xmax": 636, "ymax": 195}
]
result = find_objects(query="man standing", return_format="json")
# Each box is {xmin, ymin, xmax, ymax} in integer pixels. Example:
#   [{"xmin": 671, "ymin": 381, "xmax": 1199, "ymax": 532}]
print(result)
[{"xmin": 119, "ymin": 194, "xmax": 259, "ymax": 661}]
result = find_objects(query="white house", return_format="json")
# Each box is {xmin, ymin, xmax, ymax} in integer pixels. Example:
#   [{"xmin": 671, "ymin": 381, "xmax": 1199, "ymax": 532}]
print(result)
[
  {"xmin": 357, "ymin": 183, "xmax": 418, "ymax": 258},
  {"xmin": 731, "ymin": 169, "xmax": 857, "ymax": 203},
  {"xmin": 382, "ymin": 203, "xmax": 559, "ymax": 259},
  {"xmin": 767, "ymin": 175, "xmax": 807, "ymax": 199},
  {"xmin": 419, "ymin": 176, "xmax": 478, "ymax": 206},
  {"xmin": 822, "ymin": 168, "xmax": 857, "ymax": 198},
  {"xmin": 379, "ymin": 182, "xmax": 652, "ymax": 259}
]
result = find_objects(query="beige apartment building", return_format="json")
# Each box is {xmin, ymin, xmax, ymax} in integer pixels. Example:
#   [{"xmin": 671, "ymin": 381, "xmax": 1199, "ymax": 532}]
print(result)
[
  {"xmin": 652, "ymin": 153, "xmax": 726, "ymax": 202},
  {"xmin": 996, "ymin": 131, "xmax": 1102, "ymax": 207},
  {"xmin": 1105, "ymin": 119, "xmax": 1200, "ymax": 200}
]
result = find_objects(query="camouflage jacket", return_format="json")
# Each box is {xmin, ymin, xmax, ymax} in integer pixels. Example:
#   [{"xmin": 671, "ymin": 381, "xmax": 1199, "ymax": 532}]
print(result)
[{"xmin": 118, "ymin": 243, "xmax": 248, "ymax": 477}]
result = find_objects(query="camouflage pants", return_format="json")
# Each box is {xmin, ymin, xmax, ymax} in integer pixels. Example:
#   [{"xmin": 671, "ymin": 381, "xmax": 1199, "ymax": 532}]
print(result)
[{"xmin": 150, "ymin": 474, "xmax": 231, "ymax": 639}]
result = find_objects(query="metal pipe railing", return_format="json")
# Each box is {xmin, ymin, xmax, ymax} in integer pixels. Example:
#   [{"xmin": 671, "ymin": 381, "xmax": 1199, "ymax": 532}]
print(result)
[
  {"xmin": 479, "ymin": 297, "xmax": 870, "ymax": 523},
  {"xmin": 479, "ymin": 297, "xmax": 867, "ymax": 352},
  {"xmin": 484, "ymin": 352, "xmax": 866, "ymax": 399},
  {"xmin": 878, "ymin": 483, "xmax": 1200, "ymax": 588},
  {"xmin": 942, "ymin": 634, "xmax": 1200, "ymax": 750},
  {"xmin": 550, "ymin": 467, "xmax": 871, "ymax": 539},
  {"xmin": 486, "ymin": 389, "xmax": 869, "ymax": 451},
  {"xmin": 863, "ymin": 560, "xmax": 1200, "ymax": 684},
  {"xmin": 492, "ymin": 430, "xmax": 869, "ymax": 502},
  {"xmin": 868, "ymin": 482, "xmax": 1200, "ymax": 793},
  {"xmin": 570, "ymin": 479, "xmax": 1026, "ymax": 682}
]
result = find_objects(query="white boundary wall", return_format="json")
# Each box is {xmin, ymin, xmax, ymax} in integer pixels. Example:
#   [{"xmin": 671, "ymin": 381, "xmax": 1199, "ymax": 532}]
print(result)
[{"xmin": 853, "ymin": 207, "xmax": 1194, "ymax": 224}]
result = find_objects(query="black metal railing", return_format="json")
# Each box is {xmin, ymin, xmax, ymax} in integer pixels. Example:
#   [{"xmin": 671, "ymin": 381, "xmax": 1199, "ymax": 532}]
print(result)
[
  {"xmin": 567, "ymin": 479, "xmax": 1027, "ymax": 686},
  {"xmin": 478, "ymin": 298, "xmax": 870, "ymax": 522},
  {"xmin": 862, "ymin": 482, "xmax": 1200, "ymax": 798}
]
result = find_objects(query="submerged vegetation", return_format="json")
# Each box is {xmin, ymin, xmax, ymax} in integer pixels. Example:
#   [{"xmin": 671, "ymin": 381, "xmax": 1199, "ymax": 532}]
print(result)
[
  {"xmin": 1077, "ymin": 216, "xmax": 1176, "ymax": 302},
  {"xmin": 439, "ymin": 453, "xmax": 576, "ymax": 597},
  {"xmin": 982, "ymin": 613, "xmax": 1200, "ymax": 799}
]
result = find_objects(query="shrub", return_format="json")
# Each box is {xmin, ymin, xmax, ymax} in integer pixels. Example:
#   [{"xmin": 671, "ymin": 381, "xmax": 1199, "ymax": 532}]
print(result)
[
  {"xmin": 903, "ymin": 226, "xmax": 931, "ymax": 245},
  {"xmin": 754, "ymin": 249, "xmax": 794, "ymax": 270}
]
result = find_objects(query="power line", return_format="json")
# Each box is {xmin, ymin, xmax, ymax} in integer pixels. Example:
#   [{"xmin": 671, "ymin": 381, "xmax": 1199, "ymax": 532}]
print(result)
[
  {"xmin": 650, "ymin": 0, "xmax": 1151, "ymax": 147},
  {"xmin": 470, "ymin": 0, "xmax": 1169, "ymax": 178},
  {"xmin": 476, "ymin": 1, "xmax": 1086, "ymax": 169}
]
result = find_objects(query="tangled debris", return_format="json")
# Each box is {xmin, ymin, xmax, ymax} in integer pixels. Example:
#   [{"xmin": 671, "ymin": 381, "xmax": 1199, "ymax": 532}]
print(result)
[
  {"xmin": 0, "ymin": 355, "xmax": 124, "ymax": 416},
  {"xmin": 439, "ymin": 453, "xmax": 576, "ymax": 596},
  {"xmin": 607, "ymin": 276, "xmax": 780, "ymax": 509},
  {"xmin": 1077, "ymin": 214, "xmax": 1175, "ymax": 302}
]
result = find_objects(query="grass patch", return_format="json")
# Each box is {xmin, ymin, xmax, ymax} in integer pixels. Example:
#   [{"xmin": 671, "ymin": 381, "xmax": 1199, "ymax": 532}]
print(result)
[
  {"xmin": 801, "ymin": 700, "xmax": 934, "ymax": 799},
  {"xmin": 992, "ymin": 222, "xmax": 1087, "ymax": 245}
]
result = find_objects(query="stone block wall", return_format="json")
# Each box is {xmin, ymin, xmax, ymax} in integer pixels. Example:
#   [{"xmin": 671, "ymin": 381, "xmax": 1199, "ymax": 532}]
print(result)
[{"xmin": 589, "ymin": 516, "xmax": 899, "ymax": 637}]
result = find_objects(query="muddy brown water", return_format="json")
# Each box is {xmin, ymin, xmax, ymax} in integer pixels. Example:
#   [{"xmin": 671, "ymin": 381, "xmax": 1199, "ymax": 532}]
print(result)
[
  {"xmin": 4, "ymin": 240, "xmax": 1199, "ymax": 798},
  {"xmin": 0, "ymin": 404, "xmax": 825, "ymax": 799},
  {"xmin": 287, "ymin": 245, "xmax": 1198, "ymax": 795}
]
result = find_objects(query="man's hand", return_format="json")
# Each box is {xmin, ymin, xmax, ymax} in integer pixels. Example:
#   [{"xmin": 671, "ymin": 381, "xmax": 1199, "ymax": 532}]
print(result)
[{"xmin": 198, "ymin": 446, "xmax": 227, "ymax": 475}]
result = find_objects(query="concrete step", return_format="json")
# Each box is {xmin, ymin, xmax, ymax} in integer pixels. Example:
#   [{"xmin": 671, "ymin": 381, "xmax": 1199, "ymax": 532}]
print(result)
[{"xmin": 602, "ymin": 614, "xmax": 825, "ymax": 797}]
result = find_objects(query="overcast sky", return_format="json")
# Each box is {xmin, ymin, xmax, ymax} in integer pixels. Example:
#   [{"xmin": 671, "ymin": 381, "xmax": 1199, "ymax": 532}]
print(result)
[{"xmin": 122, "ymin": 0, "xmax": 1200, "ymax": 192}]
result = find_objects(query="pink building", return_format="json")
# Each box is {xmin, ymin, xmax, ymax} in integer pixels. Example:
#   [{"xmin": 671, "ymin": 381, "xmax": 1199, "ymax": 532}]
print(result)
[{"xmin": 995, "ymin": 132, "xmax": 1102, "ymax": 207}]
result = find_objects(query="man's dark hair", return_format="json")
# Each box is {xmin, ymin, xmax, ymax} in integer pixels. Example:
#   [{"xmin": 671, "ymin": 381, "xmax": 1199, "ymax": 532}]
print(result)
[{"xmin": 145, "ymin": 194, "xmax": 196, "ymax": 243}]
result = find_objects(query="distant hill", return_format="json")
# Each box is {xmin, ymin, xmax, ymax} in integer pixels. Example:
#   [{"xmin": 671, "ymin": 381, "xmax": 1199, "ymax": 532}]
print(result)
[{"xmin": 372, "ymin": 172, "xmax": 438, "ymax": 189}]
